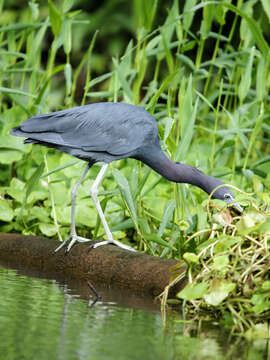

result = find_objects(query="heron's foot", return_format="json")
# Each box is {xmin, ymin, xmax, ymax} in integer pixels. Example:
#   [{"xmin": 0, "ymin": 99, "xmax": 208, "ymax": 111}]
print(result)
[
  {"xmin": 54, "ymin": 234, "xmax": 92, "ymax": 254},
  {"xmin": 91, "ymin": 238, "xmax": 136, "ymax": 252}
]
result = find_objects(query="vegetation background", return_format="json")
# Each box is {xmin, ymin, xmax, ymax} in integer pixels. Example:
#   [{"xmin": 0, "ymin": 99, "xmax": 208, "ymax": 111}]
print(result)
[{"xmin": 0, "ymin": 0, "xmax": 270, "ymax": 332}]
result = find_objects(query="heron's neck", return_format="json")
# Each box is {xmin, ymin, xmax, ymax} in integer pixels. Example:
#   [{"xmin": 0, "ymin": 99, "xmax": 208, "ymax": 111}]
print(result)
[{"xmin": 140, "ymin": 150, "xmax": 221, "ymax": 195}]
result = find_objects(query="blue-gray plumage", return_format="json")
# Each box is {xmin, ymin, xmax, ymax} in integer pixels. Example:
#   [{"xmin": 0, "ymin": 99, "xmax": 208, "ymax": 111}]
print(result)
[{"xmin": 11, "ymin": 102, "xmax": 242, "ymax": 252}]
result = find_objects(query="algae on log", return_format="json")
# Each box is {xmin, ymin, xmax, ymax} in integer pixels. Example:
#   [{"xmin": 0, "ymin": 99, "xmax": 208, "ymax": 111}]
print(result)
[{"xmin": 0, "ymin": 233, "xmax": 187, "ymax": 297}]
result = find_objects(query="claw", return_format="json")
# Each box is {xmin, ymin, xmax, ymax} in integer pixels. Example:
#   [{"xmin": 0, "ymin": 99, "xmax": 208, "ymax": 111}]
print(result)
[
  {"xmin": 92, "ymin": 239, "xmax": 136, "ymax": 252},
  {"xmin": 54, "ymin": 235, "xmax": 92, "ymax": 254}
]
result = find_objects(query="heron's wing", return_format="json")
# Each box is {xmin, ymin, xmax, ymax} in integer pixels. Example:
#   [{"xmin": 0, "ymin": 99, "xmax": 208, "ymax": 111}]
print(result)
[{"xmin": 11, "ymin": 103, "xmax": 158, "ymax": 156}]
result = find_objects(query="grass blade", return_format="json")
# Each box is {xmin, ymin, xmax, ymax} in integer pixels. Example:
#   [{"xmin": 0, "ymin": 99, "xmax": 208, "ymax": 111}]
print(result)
[
  {"xmin": 112, "ymin": 168, "xmax": 138, "ymax": 230},
  {"xmin": 158, "ymin": 199, "xmax": 176, "ymax": 237}
]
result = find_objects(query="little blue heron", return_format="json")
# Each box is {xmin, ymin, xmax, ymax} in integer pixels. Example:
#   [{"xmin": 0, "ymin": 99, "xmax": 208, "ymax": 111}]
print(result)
[{"xmin": 11, "ymin": 102, "xmax": 242, "ymax": 252}]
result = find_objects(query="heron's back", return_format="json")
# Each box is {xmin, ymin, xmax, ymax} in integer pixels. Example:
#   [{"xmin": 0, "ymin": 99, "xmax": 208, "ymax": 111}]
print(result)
[{"xmin": 11, "ymin": 102, "xmax": 160, "ymax": 163}]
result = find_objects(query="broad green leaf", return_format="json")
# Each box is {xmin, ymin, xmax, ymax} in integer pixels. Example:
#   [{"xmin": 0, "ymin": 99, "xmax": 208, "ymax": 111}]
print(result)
[
  {"xmin": 0, "ymin": 199, "xmax": 14, "ymax": 222},
  {"xmin": 30, "ymin": 206, "xmax": 50, "ymax": 223},
  {"xmin": 251, "ymin": 293, "xmax": 270, "ymax": 313},
  {"xmin": 213, "ymin": 255, "xmax": 229, "ymax": 271},
  {"xmin": 50, "ymin": 182, "xmax": 69, "ymax": 206},
  {"xmin": 27, "ymin": 190, "xmax": 48, "ymax": 204},
  {"xmin": 177, "ymin": 282, "xmax": 208, "ymax": 300},
  {"xmin": 53, "ymin": 206, "xmax": 71, "ymax": 226},
  {"xmin": 262, "ymin": 281, "xmax": 270, "ymax": 291},
  {"xmin": 77, "ymin": 204, "xmax": 97, "ymax": 227},
  {"xmin": 0, "ymin": 150, "xmax": 24, "ymax": 164},
  {"xmin": 143, "ymin": 233, "xmax": 176, "ymax": 250},
  {"xmin": 7, "ymin": 178, "xmax": 25, "ymax": 203},
  {"xmin": 110, "ymin": 218, "xmax": 134, "ymax": 232},
  {"xmin": 39, "ymin": 223, "xmax": 58, "ymax": 237},
  {"xmin": 204, "ymin": 280, "xmax": 235, "ymax": 306}
]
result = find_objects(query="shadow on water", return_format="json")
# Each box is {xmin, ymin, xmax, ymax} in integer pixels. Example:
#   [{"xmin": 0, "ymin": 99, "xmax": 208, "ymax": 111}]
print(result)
[{"xmin": 0, "ymin": 260, "xmax": 269, "ymax": 360}]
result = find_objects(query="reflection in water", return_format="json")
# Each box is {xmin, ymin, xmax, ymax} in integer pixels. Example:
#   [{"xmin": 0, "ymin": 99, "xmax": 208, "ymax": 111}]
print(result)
[{"xmin": 0, "ymin": 266, "xmax": 268, "ymax": 360}]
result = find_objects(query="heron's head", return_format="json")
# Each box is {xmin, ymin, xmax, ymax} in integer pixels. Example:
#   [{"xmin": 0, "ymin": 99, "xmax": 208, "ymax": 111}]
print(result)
[{"xmin": 212, "ymin": 185, "xmax": 243, "ymax": 213}]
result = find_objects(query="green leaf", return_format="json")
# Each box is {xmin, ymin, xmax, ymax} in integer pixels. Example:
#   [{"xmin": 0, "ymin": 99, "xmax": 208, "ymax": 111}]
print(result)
[
  {"xmin": 30, "ymin": 206, "xmax": 50, "ymax": 223},
  {"xmin": 176, "ymin": 76, "xmax": 198, "ymax": 161},
  {"xmin": 0, "ymin": 86, "xmax": 36, "ymax": 98},
  {"xmin": 48, "ymin": 0, "xmax": 62, "ymax": 37},
  {"xmin": 213, "ymin": 255, "xmax": 229, "ymax": 271},
  {"xmin": 262, "ymin": 281, "xmax": 270, "ymax": 291},
  {"xmin": 204, "ymin": 280, "xmax": 235, "ymax": 306},
  {"xmin": 6, "ymin": 178, "xmax": 25, "ymax": 203},
  {"xmin": 200, "ymin": 2, "xmax": 215, "ymax": 40},
  {"xmin": 21, "ymin": 163, "xmax": 45, "ymax": 215},
  {"xmin": 88, "ymin": 72, "xmax": 113, "ymax": 88},
  {"xmin": 0, "ymin": 199, "xmax": 14, "ymax": 222},
  {"xmin": 158, "ymin": 199, "xmax": 176, "ymax": 237},
  {"xmin": 53, "ymin": 206, "xmax": 71, "ymax": 226},
  {"xmin": 113, "ymin": 58, "xmax": 133, "ymax": 103},
  {"xmin": 41, "ymin": 159, "xmax": 79, "ymax": 178},
  {"xmin": 251, "ymin": 293, "xmax": 270, "ymax": 313},
  {"xmin": 163, "ymin": 117, "xmax": 175, "ymax": 144},
  {"xmin": 112, "ymin": 169, "xmax": 138, "ymax": 229},
  {"xmin": 63, "ymin": 0, "xmax": 75, "ymax": 13},
  {"xmin": 0, "ymin": 150, "xmax": 24, "ymax": 164},
  {"xmin": 183, "ymin": 252, "xmax": 199, "ymax": 264},
  {"xmin": 50, "ymin": 182, "xmax": 69, "ymax": 206},
  {"xmin": 146, "ymin": 71, "xmax": 179, "ymax": 113},
  {"xmin": 261, "ymin": 0, "xmax": 270, "ymax": 21},
  {"xmin": 183, "ymin": 0, "xmax": 197, "ymax": 31},
  {"xmin": 76, "ymin": 204, "xmax": 97, "ymax": 228},
  {"xmin": 177, "ymin": 282, "xmax": 208, "ymax": 300},
  {"xmin": 64, "ymin": 63, "xmax": 72, "ymax": 95},
  {"xmin": 39, "ymin": 223, "xmax": 58, "ymax": 237},
  {"xmin": 63, "ymin": 20, "xmax": 72, "ymax": 55},
  {"xmin": 238, "ymin": 46, "xmax": 255, "ymax": 103},
  {"xmin": 143, "ymin": 233, "xmax": 176, "ymax": 250},
  {"xmin": 28, "ymin": 1, "xmax": 39, "ymax": 20},
  {"xmin": 221, "ymin": 2, "xmax": 269, "ymax": 58}
]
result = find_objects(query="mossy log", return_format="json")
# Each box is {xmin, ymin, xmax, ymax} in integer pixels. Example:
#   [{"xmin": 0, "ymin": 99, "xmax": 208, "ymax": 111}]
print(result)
[{"xmin": 0, "ymin": 233, "xmax": 187, "ymax": 298}]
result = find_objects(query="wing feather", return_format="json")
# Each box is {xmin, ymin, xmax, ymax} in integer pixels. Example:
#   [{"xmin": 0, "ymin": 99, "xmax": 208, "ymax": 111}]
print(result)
[{"xmin": 11, "ymin": 103, "xmax": 158, "ymax": 156}]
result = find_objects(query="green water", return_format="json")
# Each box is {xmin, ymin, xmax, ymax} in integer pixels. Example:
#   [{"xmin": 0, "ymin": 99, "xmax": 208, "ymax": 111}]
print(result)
[{"xmin": 0, "ymin": 266, "xmax": 267, "ymax": 360}]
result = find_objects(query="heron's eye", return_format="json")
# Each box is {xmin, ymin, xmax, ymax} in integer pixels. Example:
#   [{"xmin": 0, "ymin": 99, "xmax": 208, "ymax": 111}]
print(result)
[{"xmin": 224, "ymin": 193, "xmax": 232, "ymax": 200}]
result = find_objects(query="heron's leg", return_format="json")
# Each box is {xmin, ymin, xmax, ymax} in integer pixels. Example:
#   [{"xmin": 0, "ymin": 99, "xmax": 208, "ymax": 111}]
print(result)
[
  {"xmin": 54, "ymin": 163, "xmax": 92, "ymax": 253},
  {"xmin": 90, "ymin": 164, "xmax": 135, "ymax": 252}
]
